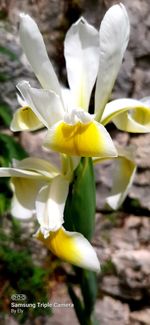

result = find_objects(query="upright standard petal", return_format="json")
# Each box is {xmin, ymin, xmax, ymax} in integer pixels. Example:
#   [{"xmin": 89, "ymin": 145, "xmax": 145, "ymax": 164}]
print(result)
[
  {"xmin": 106, "ymin": 147, "xmax": 136, "ymax": 210},
  {"xmin": 95, "ymin": 4, "xmax": 130, "ymax": 120},
  {"xmin": 19, "ymin": 14, "xmax": 61, "ymax": 98},
  {"xmin": 17, "ymin": 81, "xmax": 64, "ymax": 128},
  {"xmin": 36, "ymin": 227, "xmax": 100, "ymax": 272},
  {"xmin": 36, "ymin": 176, "xmax": 69, "ymax": 237},
  {"xmin": 44, "ymin": 120, "xmax": 117, "ymax": 158},
  {"xmin": 64, "ymin": 17, "xmax": 99, "ymax": 110},
  {"xmin": 101, "ymin": 98, "xmax": 150, "ymax": 133}
]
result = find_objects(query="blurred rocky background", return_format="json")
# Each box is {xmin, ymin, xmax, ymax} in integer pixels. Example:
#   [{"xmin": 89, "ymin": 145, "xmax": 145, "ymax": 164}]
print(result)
[{"xmin": 0, "ymin": 0, "xmax": 150, "ymax": 324}]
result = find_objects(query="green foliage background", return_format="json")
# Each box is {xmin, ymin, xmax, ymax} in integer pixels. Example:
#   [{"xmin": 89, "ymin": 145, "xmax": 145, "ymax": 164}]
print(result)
[{"xmin": 0, "ymin": 93, "xmax": 52, "ymax": 323}]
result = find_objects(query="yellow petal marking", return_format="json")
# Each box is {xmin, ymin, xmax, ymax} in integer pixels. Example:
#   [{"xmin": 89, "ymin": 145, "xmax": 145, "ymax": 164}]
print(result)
[
  {"xmin": 36, "ymin": 227, "xmax": 100, "ymax": 272},
  {"xmin": 101, "ymin": 99, "xmax": 150, "ymax": 133},
  {"xmin": 11, "ymin": 106, "xmax": 43, "ymax": 131},
  {"xmin": 131, "ymin": 106, "xmax": 150, "ymax": 126},
  {"xmin": 45, "ymin": 121, "xmax": 117, "ymax": 157},
  {"xmin": 36, "ymin": 228, "xmax": 83, "ymax": 265}
]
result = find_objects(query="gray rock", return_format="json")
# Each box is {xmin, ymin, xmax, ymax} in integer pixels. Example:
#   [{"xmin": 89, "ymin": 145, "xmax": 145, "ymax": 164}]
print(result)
[
  {"xmin": 129, "ymin": 185, "xmax": 150, "ymax": 211},
  {"xmin": 130, "ymin": 134, "xmax": 150, "ymax": 169},
  {"xmin": 134, "ymin": 170, "xmax": 150, "ymax": 186},
  {"xmin": 114, "ymin": 50, "xmax": 135, "ymax": 99},
  {"xmin": 20, "ymin": 130, "xmax": 60, "ymax": 168},
  {"xmin": 130, "ymin": 309, "xmax": 150, "ymax": 325},
  {"xmin": 95, "ymin": 214, "xmax": 150, "ymax": 302},
  {"xmin": 112, "ymin": 250, "xmax": 150, "ymax": 290},
  {"xmin": 132, "ymin": 68, "xmax": 150, "ymax": 98},
  {"xmin": 125, "ymin": 0, "xmax": 150, "ymax": 57},
  {"xmin": 95, "ymin": 296, "xmax": 130, "ymax": 325},
  {"xmin": 100, "ymin": 275, "xmax": 143, "ymax": 301}
]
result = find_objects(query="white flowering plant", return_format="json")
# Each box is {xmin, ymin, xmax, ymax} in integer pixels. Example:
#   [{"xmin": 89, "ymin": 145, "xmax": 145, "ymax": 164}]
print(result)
[{"xmin": 0, "ymin": 3, "xmax": 150, "ymax": 324}]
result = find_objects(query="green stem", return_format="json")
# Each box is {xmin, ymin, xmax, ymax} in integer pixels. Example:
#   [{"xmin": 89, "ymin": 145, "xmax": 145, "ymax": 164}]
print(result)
[
  {"xmin": 64, "ymin": 157, "xmax": 98, "ymax": 324},
  {"xmin": 67, "ymin": 284, "xmax": 95, "ymax": 325}
]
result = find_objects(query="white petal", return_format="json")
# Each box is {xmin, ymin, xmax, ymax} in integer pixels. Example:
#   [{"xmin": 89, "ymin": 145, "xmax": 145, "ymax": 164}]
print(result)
[
  {"xmin": 64, "ymin": 17, "xmax": 99, "ymax": 110},
  {"xmin": 17, "ymin": 81, "xmax": 64, "ymax": 127},
  {"xmin": 16, "ymin": 93, "xmax": 27, "ymax": 107},
  {"xmin": 101, "ymin": 98, "xmax": 150, "ymax": 133},
  {"xmin": 60, "ymin": 154, "xmax": 80, "ymax": 177},
  {"xmin": 114, "ymin": 114, "xmax": 150, "ymax": 133},
  {"xmin": 101, "ymin": 98, "xmax": 144, "ymax": 124},
  {"xmin": 19, "ymin": 13, "xmax": 61, "ymax": 98},
  {"xmin": 11, "ymin": 106, "xmax": 43, "ymax": 131},
  {"xmin": 36, "ymin": 176, "xmax": 69, "ymax": 235},
  {"xmin": 11, "ymin": 177, "xmax": 44, "ymax": 219},
  {"xmin": 15, "ymin": 157, "xmax": 59, "ymax": 178},
  {"xmin": 15, "ymin": 77, "xmax": 43, "ymax": 134},
  {"xmin": 0, "ymin": 167, "xmax": 42, "ymax": 178},
  {"xmin": 70, "ymin": 156, "xmax": 80, "ymax": 171},
  {"xmin": 106, "ymin": 147, "xmax": 136, "ymax": 210},
  {"xmin": 95, "ymin": 4, "xmax": 130, "ymax": 120},
  {"xmin": 61, "ymin": 87, "xmax": 74, "ymax": 111},
  {"xmin": 11, "ymin": 193, "xmax": 34, "ymax": 220},
  {"xmin": 140, "ymin": 96, "xmax": 150, "ymax": 106},
  {"xmin": 63, "ymin": 108, "xmax": 94, "ymax": 125},
  {"xmin": 36, "ymin": 227, "xmax": 100, "ymax": 272},
  {"xmin": 72, "ymin": 230, "xmax": 100, "ymax": 272}
]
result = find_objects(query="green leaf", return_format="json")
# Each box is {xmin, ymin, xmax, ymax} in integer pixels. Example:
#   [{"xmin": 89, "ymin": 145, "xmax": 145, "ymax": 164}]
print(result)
[
  {"xmin": 0, "ymin": 134, "xmax": 27, "ymax": 215},
  {"xmin": 101, "ymin": 259, "xmax": 116, "ymax": 276},
  {"xmin": 64, "ymin": 157, "xmax": 96, "ymax": 240},
  {"xmin": 74, "ymin": 267, "xmax": 98, "ymax": 318},
  {"xmin": 0, "ymin": 193, "xmax": 10, "ymax": 215},
  {"xmin": 0, "ymin": 9, "xmax": 8, "ymax": 20},
  {"xmin": 0, "ymin": 213, "xmax": 52, "ymax": 322},
  {"xmin": 0, "ymin": 102, "xmax": 12, "ymax": 127},
  {"xmin": 0, "ymin": 45, "xmax": 18, "ymax": 61},
  {"xmin": 0, "ymin": 133, "xmax": 27, "ymax": 167},
  {"xmin": 81, "ymin": 270, "xmax": 97, "ymax": 317},
  {"xmin": 0, "ymin": 73, "xmax": 10, "ymax": 82},
  {"xmin": 68, "ymin": 281, "xmax": 98, "ymax": 325},
  {"xmin": 0, "ymin": 178, "xmax": 12, "ymax": 215},
  {"xmin": 68, "ymin": 285, "xmax": 85, "ymax": 325}
]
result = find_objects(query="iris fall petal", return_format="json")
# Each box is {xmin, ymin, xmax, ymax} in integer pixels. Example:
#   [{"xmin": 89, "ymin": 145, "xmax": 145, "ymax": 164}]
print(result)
[{"xmin": 36, "ymin": 227, "xmax": 100, "ymax": 272}]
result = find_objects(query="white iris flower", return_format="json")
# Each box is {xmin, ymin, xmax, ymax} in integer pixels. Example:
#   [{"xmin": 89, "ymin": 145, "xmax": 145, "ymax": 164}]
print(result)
[
  {"xmin": 11, "ymin": 4, "xmax": 150, "ymax": 153},
  {"xmin": 11, "ymin": 4, "xmax": 150, "ymax": 139},
  {"xmin": 2, "ymin": 3, "xmax": 150, "ymax": 271},
  {"xmin": 0, "ymin": 157, "xmax": 100, "ymax": 272},
  {"xmin": 10, "ymin": 4, "xmax": 127, "ymax": 158},
  {"xmin": 10, "ymin": 3, "xmax": 150, "ymax": 210}
]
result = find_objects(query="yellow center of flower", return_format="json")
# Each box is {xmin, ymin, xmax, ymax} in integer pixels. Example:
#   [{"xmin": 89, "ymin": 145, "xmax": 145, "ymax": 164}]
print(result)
[{"xmin": 47, "ymin": 121, "xmax": 108, "ymax": 157}]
